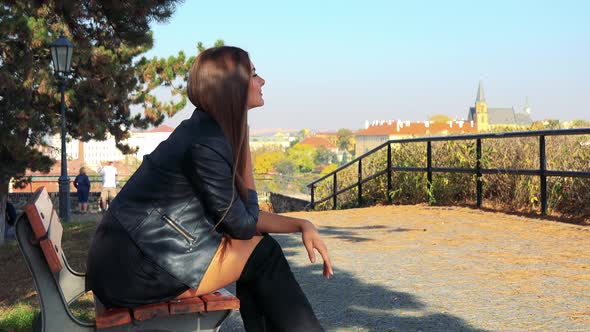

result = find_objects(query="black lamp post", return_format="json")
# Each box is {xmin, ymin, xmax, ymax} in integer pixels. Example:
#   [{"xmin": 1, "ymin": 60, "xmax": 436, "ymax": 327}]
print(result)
[{"xmin": 50, "ymin": 33, "xmax": 74, "ymax": 223}]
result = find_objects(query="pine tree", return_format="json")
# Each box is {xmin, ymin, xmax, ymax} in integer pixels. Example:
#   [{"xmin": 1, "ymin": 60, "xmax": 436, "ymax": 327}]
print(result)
[{"xmin": 0, "ymin": 1, "xmax": 204, "ymax": 242}]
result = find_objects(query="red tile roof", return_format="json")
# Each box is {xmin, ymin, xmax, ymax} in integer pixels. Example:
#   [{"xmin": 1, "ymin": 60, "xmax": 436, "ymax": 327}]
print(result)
[
  {"xmin": 133, "ymin": 125, "xmax": 175, "ymax": 133},
  {"xmin": 356, "ymin": 121, "xmax": 477, "ymax": 136}
]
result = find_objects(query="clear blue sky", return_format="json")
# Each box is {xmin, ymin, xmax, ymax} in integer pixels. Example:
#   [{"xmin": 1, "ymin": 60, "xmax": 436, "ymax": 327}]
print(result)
[{"xmin": 145, "ymin": 0, "xmax": 590, "ymax": 130}]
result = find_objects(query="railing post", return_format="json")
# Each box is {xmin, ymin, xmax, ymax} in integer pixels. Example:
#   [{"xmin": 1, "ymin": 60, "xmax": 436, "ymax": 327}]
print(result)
[
  {"xmin": 310, "ymin": 184, "xmax": 315, "ymax": 210},
  {"xmin": 540, "ymin": 135, "xmax": 547, "ymax": 215},
  {"xmin": 476, "ymin": 138, "xmax": 482, "ymax": 208},
  {"xmin": 387, "ymin": 143, "xmax": 392, "ymax": 203},
  {"xmin": 358, "ymin": 158, "xmax": 363, "ymax": 206},
  {"xmin": 333, "ymin": 172, "xmax": 337, "ymax": 210},
  {"xmin": 427, "ymin": 141, "xmax": 432, "ymax": 192}
]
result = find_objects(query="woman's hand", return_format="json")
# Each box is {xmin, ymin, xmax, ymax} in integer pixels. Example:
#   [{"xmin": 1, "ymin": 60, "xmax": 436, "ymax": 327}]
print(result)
[
  {"xmin": 301, "ymin": 220, "xmax": 333, "ymax": 279},
  {"xmin": 255, "ymin": 213, "xmax": 334, "ymax": 279}
]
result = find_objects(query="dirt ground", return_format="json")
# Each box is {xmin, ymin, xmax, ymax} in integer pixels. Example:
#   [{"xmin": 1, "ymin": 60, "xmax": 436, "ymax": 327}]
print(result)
[
  {"xmin": 2, "ymin": 205, "xmax": 589, "ymax": 331},
  {"xmin": 225, "ymin": 205, "xmax": 590, "ymax": 331}
]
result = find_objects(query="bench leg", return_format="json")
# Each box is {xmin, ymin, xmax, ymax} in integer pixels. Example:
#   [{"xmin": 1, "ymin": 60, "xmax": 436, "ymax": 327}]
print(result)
[
  {"xmin": 102, "ymin": 310, "xmax": 232, "ymax": 332},
  {"xmin": 197, "ymin": 310, "xmax": 232, "ymax": 332}
]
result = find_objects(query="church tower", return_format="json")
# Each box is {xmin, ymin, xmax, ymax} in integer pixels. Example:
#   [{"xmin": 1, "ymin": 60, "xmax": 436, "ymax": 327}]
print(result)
[{"xmin": 475, "ymin": 81, "xmax": 489, "ymax": 131}]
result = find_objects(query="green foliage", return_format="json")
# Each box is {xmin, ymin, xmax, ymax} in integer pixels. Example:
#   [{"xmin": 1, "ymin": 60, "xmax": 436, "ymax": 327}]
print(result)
[
  {"xmin": 340, "ymin": 151, "xmax": 349, "ymax": 165},
  {"xmin": 251, "ymin": 144, "xmax": 283, "ymax": 158},
  {"xmin": 336, "ymin": 128, "xmax": 355, "ymax": 153},
  {"xmin": 566, "ymin": 119, "xmax": 590, "ymax": 128},
  {"xmin": 289, "ymin": 138, "xmax": 300, "ymax": 148},
  {"xmin": 286, "ymin": 144, "xmax": 316, "ymax": 173},
  {"xmin": 253, "ymin": 151, "xmax": 283, "ymax": 174},
  {"xmin": 330, "ymin": 154, "xmax": 339, "ymax": 164},
  {"xmin": 296, "ymin": 128, "xmax": 312, "ymax": 140},
  {"xmin": 0, "ymin": 303, "xmax": 38, "ymax": 331},
  {"xmin": 255, "ymin": 173, "xmax": 314, "ymax": 196},
  {"xmin": 314, "ymin": 146, "xmax": 337, "ymax": 166},
  {"xmin": 134, "ymin": 38, "xmax": 224, "ymax": 121},
  {"xmin": 197, "ymin": 39, "xmax": 225, "ymax": 53},
  {"xmin": 0, "ymin": 1, "xmax": 187, "ymax": 187},
  {"xmin": 275, "ymin": 158, "xmax": 296, "ymax": 175},
  {"xmin": 320, "ymin": 163, "xmax": 338, "ymax": 175}
]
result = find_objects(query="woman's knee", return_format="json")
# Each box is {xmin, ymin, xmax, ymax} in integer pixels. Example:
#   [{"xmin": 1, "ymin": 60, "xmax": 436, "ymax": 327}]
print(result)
[{"xmin": 239, "ymin": 235, "xmax": 288, "ymax": 280}]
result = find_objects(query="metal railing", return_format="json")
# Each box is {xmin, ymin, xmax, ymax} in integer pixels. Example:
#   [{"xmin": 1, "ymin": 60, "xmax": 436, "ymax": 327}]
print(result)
[{"xmin": 307, "ymin": 128, "xmax": 590, "ymax": 215}]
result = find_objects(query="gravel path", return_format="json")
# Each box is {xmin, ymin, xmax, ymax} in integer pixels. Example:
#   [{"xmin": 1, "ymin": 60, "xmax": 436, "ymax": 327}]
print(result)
[{"xmin": 221, "ymin": 205, "xmax": 590, "ymax": 331}]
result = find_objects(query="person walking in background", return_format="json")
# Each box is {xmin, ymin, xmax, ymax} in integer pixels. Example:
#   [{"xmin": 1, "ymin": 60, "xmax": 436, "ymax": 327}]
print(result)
[
  {"xmin": 98, "ymin": 161, "xmax": 118, "ymax": 212},
  {"xmin": 4, "ymin": 199, "xmax": 17, "ymax": 241},
  {"xmin": 73, "ymin": 167, "xmax": 91, "ymax": 213}
]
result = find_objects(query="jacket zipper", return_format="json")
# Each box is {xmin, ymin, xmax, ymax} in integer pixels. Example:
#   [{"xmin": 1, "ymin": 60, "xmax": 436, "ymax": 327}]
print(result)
[{"xmin": 162, "ymin": 215, "xmax": 195, "ymax": 243}]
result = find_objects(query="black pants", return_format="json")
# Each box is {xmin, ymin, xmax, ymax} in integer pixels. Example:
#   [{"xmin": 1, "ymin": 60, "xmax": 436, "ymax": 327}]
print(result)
[{"xmin": 237, "ymin": 235, "xmax": 324, "ymax": 332}]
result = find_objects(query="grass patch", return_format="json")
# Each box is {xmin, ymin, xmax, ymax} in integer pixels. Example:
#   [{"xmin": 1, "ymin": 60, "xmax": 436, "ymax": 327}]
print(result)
[
  {"xmin": 0, "ymin": 303, "xmax": 38, "ymax": 332},
  {"xmin": 0, "ymin": 214, "xmax": 100, "ymax": 306},
  {"xmin": 0, "ymin": 214, "xmax": 101, "ymax": 330}
]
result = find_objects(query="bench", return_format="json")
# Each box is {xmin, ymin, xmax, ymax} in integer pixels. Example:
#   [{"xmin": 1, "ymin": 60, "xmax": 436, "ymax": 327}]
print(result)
[{"xmin": 16, "ymin": 187, "xmax": 240, "ymax": 332}]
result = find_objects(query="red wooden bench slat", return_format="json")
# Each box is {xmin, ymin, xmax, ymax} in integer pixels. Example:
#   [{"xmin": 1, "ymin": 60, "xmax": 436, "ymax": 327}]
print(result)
[
  {"xmin": 24, "ymin": 190, "xmax": 51, "ymax": 239},
  {"xmin": 132, "ymin": 302, "xmax": 170, "ymax": 321},
  {"xmin": 175, "ymin": 288, "xmax": 200, "ymax": 300},
  {"xmin": 200, "ymin": 289, "xmax": 240, "ymax": 311},
  {"xmin": 39, "ymin": 239, "xmax": 62, "ymax": 273},
  {"xmin": 24, "ymin": 189, "xmax": 63, "ymax": 273},
  {"xmin": 169, "ymin": 296, "xmax": 205, "ymax": 315},
  {"xmin": 94, "ymin": 296, "xmax": 132, "ymax": 329}
]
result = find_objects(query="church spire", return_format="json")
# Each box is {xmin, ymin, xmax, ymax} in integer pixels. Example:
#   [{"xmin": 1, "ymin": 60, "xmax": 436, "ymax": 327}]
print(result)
[
  {"xmin": 475, "ymin": 81, "xmax": 488, "ymax": 131},
  {"xmin": 476, "ymin": 80, "xmax": 486, "ymax": 103}
]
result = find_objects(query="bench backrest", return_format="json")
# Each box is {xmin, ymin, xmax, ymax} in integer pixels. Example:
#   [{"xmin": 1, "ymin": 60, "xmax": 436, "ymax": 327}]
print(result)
[
  {"xmin": 24, "ymin": 187, "xmax": 65, "ymax": 273},
  {"xmin": 16, "ymin": 187, "xmax": 93, "ymax": 331},
  {"xmin": 22, "ymin": 187, "xmax": 86, "ymax": 304}
]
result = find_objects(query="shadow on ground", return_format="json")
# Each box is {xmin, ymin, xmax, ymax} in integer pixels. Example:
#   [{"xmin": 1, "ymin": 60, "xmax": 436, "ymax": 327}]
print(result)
[
  {"xmin": 222, "ymin": 230, "xmax": 488, "ymax": 332},
  {"xmin": 316, "ymin": 225, "xmax": 389, "ymax": 243}
]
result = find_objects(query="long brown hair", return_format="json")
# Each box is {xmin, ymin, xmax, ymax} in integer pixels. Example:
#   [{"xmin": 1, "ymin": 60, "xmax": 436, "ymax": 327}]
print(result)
[{"xmin": 187, "ymin": 46, "xmax": 251, "ymax": 228}]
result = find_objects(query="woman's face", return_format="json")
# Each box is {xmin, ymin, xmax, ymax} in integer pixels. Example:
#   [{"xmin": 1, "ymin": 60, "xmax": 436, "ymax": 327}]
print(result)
[{"xmin": 247, "ymin": 63, "xmax": 265, "ymax": 110}]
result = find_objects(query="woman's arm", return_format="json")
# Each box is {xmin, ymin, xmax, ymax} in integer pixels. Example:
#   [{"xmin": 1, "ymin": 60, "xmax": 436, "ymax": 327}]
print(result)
[
  {"xmin": 243, "ymin": 126, "xmax": 333, "ymax": 278},
  {"xmin": 256, "ymin": 211, "xmax": 306, "ymax": 234},
  {"xmin": 189, "ymin": 140, "xmax": 259, "ymax": 240}
]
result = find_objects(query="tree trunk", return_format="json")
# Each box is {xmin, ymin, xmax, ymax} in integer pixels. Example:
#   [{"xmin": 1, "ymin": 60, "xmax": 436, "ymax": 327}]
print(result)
[{"xmin": 0, "ymin": 178, "xmax": 8, "ymax": 246}]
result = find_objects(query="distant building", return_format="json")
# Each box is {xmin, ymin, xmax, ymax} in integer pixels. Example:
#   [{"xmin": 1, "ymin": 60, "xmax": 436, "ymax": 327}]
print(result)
[
  {"xmin": 355, "ymin": 119, "xmax": 477, "ymax": 156},
  {"xmin": 42, "ymin": 134, "xmax": 126, "ymax": 166},
  {"xmin": 41, "ymin": 125, "xmax": 175, "ymax": 166},
  {"xmin": 313, "ymin": 131, "xmax": 338, "ymax": 146},
  {"xmin": 467, "ymin": 81, "xmax": 533, "ymax": 131},
  {"xmin": 249, "ymin": 133, "xmax": 297, "ymax": 150},
  {"xmin": 18, "ymin": 125, "xmax": 175, "ymax": 192},
  {"xmin": 127, "ymin": 125, "xmax": 175, "ymax": 159},
  {"xmin": 298, "ymin": 137, "xmax": 338, "ymax": 151},
  {"xmin": 298, "ymin": 135, "xmax": 345, "ymax": 162}
]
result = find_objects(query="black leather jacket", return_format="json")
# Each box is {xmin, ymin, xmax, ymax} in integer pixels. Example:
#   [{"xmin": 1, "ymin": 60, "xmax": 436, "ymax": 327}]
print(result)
[{"xmin": 107, "ymin": 109, "xmax": 260, "ymax": 288}]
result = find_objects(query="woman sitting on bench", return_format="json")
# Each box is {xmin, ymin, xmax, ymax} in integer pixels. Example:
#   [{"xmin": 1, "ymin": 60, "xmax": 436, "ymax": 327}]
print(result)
[{"xmin": 86, "ymin": 46, "xmax": 333, "ymax": 331}]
